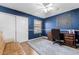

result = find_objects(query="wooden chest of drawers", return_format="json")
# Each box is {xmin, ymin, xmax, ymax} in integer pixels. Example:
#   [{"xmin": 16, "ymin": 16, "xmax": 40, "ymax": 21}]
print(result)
[{"xmin": 64, "ymin": 34, "xmax": 76, "ymax": 48}]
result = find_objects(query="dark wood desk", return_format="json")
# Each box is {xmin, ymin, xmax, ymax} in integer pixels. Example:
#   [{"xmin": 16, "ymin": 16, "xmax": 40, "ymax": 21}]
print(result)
[
  {"xmin": 47, "ymin": 32, "xmax": 52, "ymax": 41},
  {"xmin": 47, "ymin": 32, "xmax": 76, "ymax": 48},
  {"xmin": 64, "ymin": 33, "xmax": 76, "ymax": 48}
]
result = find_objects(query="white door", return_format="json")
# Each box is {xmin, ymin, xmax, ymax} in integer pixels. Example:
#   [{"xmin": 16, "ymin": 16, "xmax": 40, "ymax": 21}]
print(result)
[
  {"xmin": 0, "ymin": 12, "xmax": 15, "ymax": 42},
  {"xmin": 16, "ymin": 16, "xmax": 28, "ymax": 42}
]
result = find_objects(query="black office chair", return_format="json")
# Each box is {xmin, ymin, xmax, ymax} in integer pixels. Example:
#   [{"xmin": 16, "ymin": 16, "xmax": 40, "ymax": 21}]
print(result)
[
  {"xmin": 75, "ymin": 31, "xmax": 79, "ymax": 48},
  {"xmin": 51, "ymin": 29, "xmax": 64, "ymax": 45}
]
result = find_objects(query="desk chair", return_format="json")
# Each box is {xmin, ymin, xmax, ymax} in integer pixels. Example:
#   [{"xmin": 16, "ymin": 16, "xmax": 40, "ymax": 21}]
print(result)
[{"xmin": 51, "ymin": 29, "xmax": 64, "ymax": 45}]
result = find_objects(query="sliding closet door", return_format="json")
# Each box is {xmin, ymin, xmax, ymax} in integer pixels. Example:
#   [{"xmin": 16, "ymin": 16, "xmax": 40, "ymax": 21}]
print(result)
[
  {"xmin": 16, "ymin": 16, "xmax": 28, "ymax": 42},
  {"xmin": 0, "ymin": 12, "xmax": 15, "ymax": 42}
]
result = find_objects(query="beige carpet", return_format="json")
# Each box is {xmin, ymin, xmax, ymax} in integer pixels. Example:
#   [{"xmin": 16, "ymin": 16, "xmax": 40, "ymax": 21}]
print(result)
[{"xmin": 27, "ymin": 37, "xmax": 79, "ymax": 55}]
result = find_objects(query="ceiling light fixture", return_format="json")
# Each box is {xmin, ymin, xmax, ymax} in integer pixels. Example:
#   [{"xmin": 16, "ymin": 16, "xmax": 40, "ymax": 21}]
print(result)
[{"xmin": 42, "ymin": 3, "xmax": 58, "ymax": 13}]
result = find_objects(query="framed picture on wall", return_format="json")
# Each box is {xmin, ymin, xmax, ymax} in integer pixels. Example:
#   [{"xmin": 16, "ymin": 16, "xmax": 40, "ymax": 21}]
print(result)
[{"xmin": 34, "ymin": 19, "xmax": 42, "ymax": 34}]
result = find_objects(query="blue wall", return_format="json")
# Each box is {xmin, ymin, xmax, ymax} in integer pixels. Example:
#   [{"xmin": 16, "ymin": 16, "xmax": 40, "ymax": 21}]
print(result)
[
  {"xmin": 0, "ymin": 6, "xmax": 45, "ymax": 39},
  {"xmin": 1, "ymin": 5, "xmax": 79, "ymax": 38},
  {"xmin": 45, "ymin": 8, "xmax": 79, "ymax": 35}
]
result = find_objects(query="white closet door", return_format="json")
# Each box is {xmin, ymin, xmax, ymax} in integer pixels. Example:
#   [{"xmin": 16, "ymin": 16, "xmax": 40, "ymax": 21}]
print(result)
[
  {"xmin": 0, "ymin": 12, "xmax": 15, "ymax": 42},
  {"xmin": 16, "ymin": 16, "xmax": 28, "ymax": 42}
]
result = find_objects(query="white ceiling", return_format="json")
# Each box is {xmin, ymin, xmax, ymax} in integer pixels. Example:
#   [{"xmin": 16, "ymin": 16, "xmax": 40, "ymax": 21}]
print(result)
[{"xmin": 0, "ymin": 3, "xmax": 79, "ymax": 18}]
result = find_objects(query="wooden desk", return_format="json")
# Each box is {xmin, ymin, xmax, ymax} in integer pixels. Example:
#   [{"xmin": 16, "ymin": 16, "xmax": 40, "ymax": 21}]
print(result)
[
  {"xmin": 47, "ymin": 32, "xmax": 76, "ymax": 48},
  {"xmin": 64, "ymin": 33, "xmax": 76, "ymax": 48},
  {"xmin": 47, "ymin": 32, "xmax": 52, "ymax": 41}
]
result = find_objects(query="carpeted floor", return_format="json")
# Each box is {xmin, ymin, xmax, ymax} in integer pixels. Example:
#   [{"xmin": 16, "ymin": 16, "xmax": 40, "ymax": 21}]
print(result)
[{"xmin": 27, "ymin": 37, "xmax": 79, "ymax": 55}]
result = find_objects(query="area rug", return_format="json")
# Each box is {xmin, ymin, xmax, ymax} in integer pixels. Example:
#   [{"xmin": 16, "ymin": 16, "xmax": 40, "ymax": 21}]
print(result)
[{"xmin": 27, "ymin": 37, "xmax": 79, "ymax": 55}]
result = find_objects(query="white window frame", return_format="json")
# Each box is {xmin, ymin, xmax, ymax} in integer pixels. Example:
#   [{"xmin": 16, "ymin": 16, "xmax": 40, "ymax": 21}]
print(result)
[{"xmin": 34, "ymin": 19, "xmax": 42, "ymax": 34}]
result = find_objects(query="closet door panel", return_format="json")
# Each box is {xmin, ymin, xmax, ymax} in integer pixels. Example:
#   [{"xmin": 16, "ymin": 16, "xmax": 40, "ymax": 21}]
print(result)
[
  {"xmin": 0, "ymin": 12, "xmax": 15, "ymax": 42},
  {"xmin": 16, "ymin": 16, "xmax": 28, "ymax": 42}
]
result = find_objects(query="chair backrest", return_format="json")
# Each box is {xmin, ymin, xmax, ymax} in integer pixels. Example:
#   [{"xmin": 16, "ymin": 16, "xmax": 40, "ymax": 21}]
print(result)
[
  {"xmin": 75, "ymin": 31, "xmax": 79, "ymax": 44},
  {"xmin": 75, "ymin": 31, "xmax": 79, "ymax": 38},
  {"xmin": 51, "ymin": 29, "xmax": 60, "ymax": 41}
]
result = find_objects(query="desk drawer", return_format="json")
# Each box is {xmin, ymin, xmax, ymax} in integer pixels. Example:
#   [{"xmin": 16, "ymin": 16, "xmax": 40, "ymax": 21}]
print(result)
[
  {"xmin": 65, "ymin": 39, "xmax": 75, "ymax": 47},
  {"xmin": 64, "ymin": 37, "xmax": 74, "ymax": 40}
]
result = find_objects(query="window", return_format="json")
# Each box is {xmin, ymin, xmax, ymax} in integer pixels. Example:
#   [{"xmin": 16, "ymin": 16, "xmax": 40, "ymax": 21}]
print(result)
[{"xmin": 34, "ymin": 19, "xmax": 42, "ymax": 34}]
